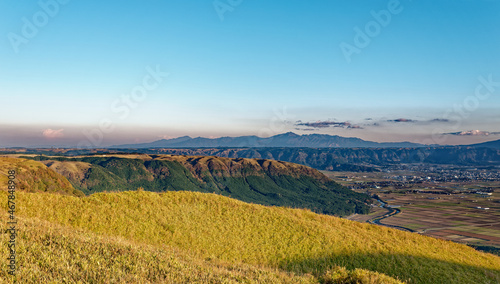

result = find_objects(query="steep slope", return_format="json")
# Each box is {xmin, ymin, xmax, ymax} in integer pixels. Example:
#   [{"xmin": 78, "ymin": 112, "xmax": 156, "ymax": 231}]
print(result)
[
  {"xmin": 32, "ymin": 155, "xmax": 370, "ymax": 216},
  {"xmin": 0, "ymin": 157, "xmax": 84, "ymax": 197},
  {"xmin": 3, "ymin": 190, "xmax": 499, "ymax": 283}
]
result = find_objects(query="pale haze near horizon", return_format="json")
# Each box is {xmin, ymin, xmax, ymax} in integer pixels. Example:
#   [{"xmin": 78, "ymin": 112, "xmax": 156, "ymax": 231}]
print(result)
[{"xmin": 1, "ymin": 0, "xmax": 499, "ymax": 147}]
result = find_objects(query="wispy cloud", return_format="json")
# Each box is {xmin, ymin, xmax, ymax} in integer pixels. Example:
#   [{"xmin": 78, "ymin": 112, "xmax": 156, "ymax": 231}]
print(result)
[
  {"xmin": 443, "ymin": 130, "xmax": 500, "ymax": 136},
  {"xmin": 295, "ymin": 120, "xmax": 362, "ymax": 129},
  {"xmin": 387, "ymin": 118, "xmax": 416, "ymax": 123},
  {"xmin": 428, "ymin": 118, "xmax": 450, "ymax": 123},
  {"xmin": 157, "ymin": 135, "xmax": 176, "ymax": 140},
  {"xmin": 385, "ymin": 118, "xmax": 452, "ymax": 124},
  {"xmin": 42, "ymin": 128, "xmax": 65, "ymax": 139}
]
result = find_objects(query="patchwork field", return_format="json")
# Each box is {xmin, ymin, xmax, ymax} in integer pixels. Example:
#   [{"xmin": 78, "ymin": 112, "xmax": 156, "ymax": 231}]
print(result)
[
  {"xmin": 324, "ymin": 170, "xmax": 500, "ymax": 249},
  {"xmin": 377, "ymin": 194, "xmax": 500, "ymax": 247}
]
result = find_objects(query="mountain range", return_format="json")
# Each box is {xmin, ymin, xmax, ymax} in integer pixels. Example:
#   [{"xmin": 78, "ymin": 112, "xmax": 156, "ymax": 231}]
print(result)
[
  {"xmin": 113, "ymin": 132, "xmax": 500, "ymax": 149},
  {"xmin": 112, "ymin": 132, "xmax": 427, "ymax": 148},
  {"xmin": 470, "ymin": 138, "xmax": 500, "ymax": 149}
]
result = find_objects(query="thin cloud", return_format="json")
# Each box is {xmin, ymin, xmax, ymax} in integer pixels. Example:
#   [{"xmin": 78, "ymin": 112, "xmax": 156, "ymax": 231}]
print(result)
[
  {"xmin": 158, "ymin": 135, "xmax": 176, "ymax": 140},
  {"xmin": 42, "ymin": 128, "xmax": 65, "ymax": 139},
  {"xmin": 386, "ymin": 118, "xmax": 451, "ymax": 124},
  {"xmin": 362, "ymin": 117, "xmax": 452, "ymax": 128},
  {"xmin": 428, "ymin": 118, "xmax": 450, "ymax": 123},
  {"xmin": 443, "ymin": 130, "xmax": 500, "ymax": 136},
  {"xmin": 387, "ymin": 118, "xmax": 416, "ymax": 123},
  {"xmin": 295, "ymin": 120, "xmax": 362, "ymax": 129}
]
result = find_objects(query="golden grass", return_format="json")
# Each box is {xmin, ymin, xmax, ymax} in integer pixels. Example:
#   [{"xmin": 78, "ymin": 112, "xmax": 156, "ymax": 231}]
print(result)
[
  {"xmin": 0, "ymin": 157, "xmax": 83, "ymax": 197},
  {"xmin": 0, "ymin": 211, "xmax": 319, "ymax": 283},
  {"xmin": 2, "ymin": 190, "xmax": 498, "ymax": 283},
  {"xmin": 0, "ymin": 199, "xmax": 405, "ymax": 284},
  {"xmin": 42, "ymin": 160, "xmax": 92, "ymax": 180}
]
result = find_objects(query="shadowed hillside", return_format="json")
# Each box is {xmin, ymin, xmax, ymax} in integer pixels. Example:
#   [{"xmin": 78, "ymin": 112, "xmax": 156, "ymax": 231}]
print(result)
[{"xmin": 26, "ymin": 155, "xmax": 371, "ymax": 216}]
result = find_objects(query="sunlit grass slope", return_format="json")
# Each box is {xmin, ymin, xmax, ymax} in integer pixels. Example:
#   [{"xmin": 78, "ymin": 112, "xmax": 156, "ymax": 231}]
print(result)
[
  {"xmin": 0, "ymin": 157, "xmax": 83, "ymax": 197},
  {"xmin": 0, "ymin": 196, "xmax": 402, "ymax": 284},
  {"xmin": 2, "ymin": 190, "xmax": 499, "ymax": 283},
  {"xmin": 0, "ymin": 210, "xmax": 320, "ymax": 283}
]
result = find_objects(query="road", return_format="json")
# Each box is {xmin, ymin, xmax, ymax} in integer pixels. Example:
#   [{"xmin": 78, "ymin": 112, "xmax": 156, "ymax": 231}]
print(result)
[{"xmin": 368, "ymin": 198, "xmax": 415, "ymax": 232}]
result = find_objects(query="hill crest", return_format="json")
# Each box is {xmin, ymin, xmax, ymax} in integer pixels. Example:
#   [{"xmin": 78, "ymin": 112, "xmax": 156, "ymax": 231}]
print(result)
[
  {"xmin": 19, "ymin": 154, "xmax": 371, "ymax": 216},
  {"xmin": 0, "ymin": 157, "xmax": 83, "ymax": 197}
]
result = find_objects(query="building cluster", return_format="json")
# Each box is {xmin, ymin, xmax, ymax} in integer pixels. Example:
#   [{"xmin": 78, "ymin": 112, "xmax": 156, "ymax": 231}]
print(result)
[{"xmin": 345, "ymin": 164, "xmax": 500, "ymax": 194}]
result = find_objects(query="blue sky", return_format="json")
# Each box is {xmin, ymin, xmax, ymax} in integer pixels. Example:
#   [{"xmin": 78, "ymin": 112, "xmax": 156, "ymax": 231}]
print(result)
[{"xmin": 1, "ymin": 0, "xmax": 499, "ymax": 147}]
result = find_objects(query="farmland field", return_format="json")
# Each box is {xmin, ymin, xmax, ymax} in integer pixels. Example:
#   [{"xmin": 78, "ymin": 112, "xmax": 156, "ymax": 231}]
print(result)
[{"xmin": 324, "ymin": 167, "xmax": 500, "ymax": 249}]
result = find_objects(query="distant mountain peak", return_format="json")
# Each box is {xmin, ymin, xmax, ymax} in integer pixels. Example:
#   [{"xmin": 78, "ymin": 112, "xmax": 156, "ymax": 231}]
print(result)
[
  {"xmin": 271, "ymin": 132, "xmax": 300, "ymax": 139},
  {"xmin": 112, "ymin": 132, "xmax": 425, "ymax": 149}
]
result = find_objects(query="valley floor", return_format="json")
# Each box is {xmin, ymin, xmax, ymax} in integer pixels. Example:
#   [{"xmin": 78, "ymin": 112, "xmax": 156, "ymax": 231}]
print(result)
[{"xmin": 326, "ymin": 169, "xmax": 500, "ymax": 250}]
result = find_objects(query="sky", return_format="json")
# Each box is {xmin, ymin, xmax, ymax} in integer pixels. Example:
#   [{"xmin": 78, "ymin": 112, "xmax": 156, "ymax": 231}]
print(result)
[{"xmin": 1, "ymin": 0, "xmax": 499, "ymax": 147}]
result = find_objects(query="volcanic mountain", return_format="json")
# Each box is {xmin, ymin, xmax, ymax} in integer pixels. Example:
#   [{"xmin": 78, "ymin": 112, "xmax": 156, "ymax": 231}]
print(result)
[{"xmin": 112, "ymin": 132, "xmax": 425, "ymax": 148}]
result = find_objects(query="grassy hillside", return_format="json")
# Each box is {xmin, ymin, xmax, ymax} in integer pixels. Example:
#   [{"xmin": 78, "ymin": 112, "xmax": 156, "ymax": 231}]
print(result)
[
  {"xmin": 29, "ymin": 155, "xmax": 370, "ymax": 216},
  {"xmin": 0, "ymin": 209, "xmax": 321, "ymax": 283},
  {"xmin": 0, "ymin": 157, "xmax": 83, "ymax": 197},
  {"xmin": 2, "ymin": 190, "xmax": 499, "ymax": 283},
  {"xmin": 0, "ymin": 207, "xmax": 404, "ymax": 284}
]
